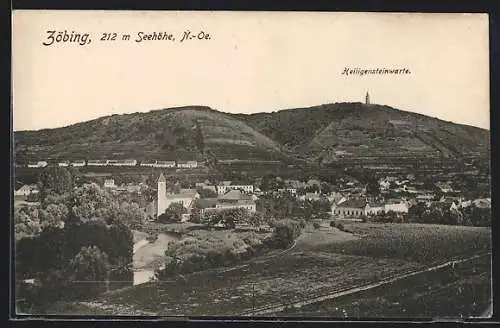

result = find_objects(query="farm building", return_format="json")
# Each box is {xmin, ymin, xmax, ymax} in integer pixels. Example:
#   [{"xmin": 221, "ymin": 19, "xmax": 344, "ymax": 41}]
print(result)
[
  {"xmin": 300, "ymin": 192, "xmax": 322, "ymax": 202},
  {"xmin": 473, "ymin": 198, "xmax": 491, "ymax": 209},
  {"xmin": 109, "ymin": 159, "xmax": 137, "ymax": 166},
  {"xmin": 104, "ymin": 179, "xmax": 115, "ymax": 188},
  {"xmin": 194, "ymin": 190, "xmax": 257, "ymax": 218},
  {"xmin": 154, "ymin": 160, "xmax": 176, "ymax": 168},
  {"xmin": 140, "ymin": 160, "xmax": 157, "ymax": 167},
  {"xmin": 328, "ymin": 192, "xmax": 347, "ymax": 206},
  {"xmin": 416, "ymin": 194, "xmax": 435, "ymax": 202},
  {"xmin": 332, "ymin": 199, "xmax": 369, "ymax": 218},
  {"xmin": 366, "ymin": 202, "xmax": 385, "ymax": 215},
  {"xmin": 27, "ymin": 161, "xmax": 48, "ymax": 168},
  {"xmin": 277, "ymin": 188, "xmax": 297, "ymax": 196},
  {"xmin": 87, "ymin": 159, "xmax": 108, "ymax": 166},
  {"xmin": 215, "ymin": 189, "xmax": 257, "ymax": 212},
  {"xmin": 71, "ymin": 160, "xmax": 86, "ymax": 167},
  {"xmin": 384, "ymin": 199, "xmax": 409, "ymax": 213},
  {"xmin": 177, "ymin": 161, "xmax": 198, "ymax": 169},
  {"xmin": 195, "ymin": 181, "xmax": 217, "ymax": 193},
  {"xmin": 14, "ymin": 184, "xmax": 39, "ymax": 196}
]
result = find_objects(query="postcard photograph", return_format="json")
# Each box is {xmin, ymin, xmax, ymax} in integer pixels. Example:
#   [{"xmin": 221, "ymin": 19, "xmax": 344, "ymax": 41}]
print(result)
[{"xmin": 11, "ymin": 10, "xmax": 492, "ymax": 319}]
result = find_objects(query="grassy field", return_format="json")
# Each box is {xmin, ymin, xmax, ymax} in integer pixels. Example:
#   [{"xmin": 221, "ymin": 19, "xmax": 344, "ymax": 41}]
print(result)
[{"xmin": 44, "ymin": 223, "xmax": 491, "ymax": 317}]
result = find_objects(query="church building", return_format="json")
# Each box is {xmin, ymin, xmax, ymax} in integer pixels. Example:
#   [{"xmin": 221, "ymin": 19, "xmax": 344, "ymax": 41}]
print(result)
[{"xmin": 155, "ymin": 173, "xmax": 199, "ymax": 219}]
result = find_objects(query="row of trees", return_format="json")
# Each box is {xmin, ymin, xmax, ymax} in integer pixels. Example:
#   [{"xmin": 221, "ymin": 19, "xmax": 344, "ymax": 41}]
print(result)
[
  {"xmin": 368, "ymin": 202, "xmax": 491, "ymax": 227},
  {"xmin": 257, "ymin": 194, "xmax": 331, "ymax": 221},
  {"xmin": 407, "ymin": 202, "xmax": 491, "ymax": 227},
  {"xmin": 201, "ymin": 208, "xmax": 265, "ymax": 228},
  {"xmin": 259, "ymin": 174, "xmax": 337, "ymax": 195}
]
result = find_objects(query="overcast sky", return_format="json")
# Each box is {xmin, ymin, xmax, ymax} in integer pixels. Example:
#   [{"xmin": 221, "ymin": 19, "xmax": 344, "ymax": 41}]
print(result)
[{"xmin": 12, "ymin": 11, "xmax": 489, "ymax": 131}]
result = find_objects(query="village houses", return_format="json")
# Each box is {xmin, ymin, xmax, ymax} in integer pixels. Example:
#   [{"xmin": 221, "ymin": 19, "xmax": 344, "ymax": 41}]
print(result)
[
  {"xmin": 15, "ymin": 184, "xmax": 39, "ymax": 197},
  {"xmin": 332, "ymin": 197, "xmax": 409, "ymax": 219},
  {"xmin": 193, "ymin": 189, "xmax": 257, "ymax": 219},
  {"xmin": 176, "ymin": 161, "xmax": 198, "ymax": 169},
  {"xmin": 216, "ymin": 181, "xmax": 254, "ymax": 195},
  {"xmin": 27, "ymin": 161, "xmax": 48, "ymax": 168}
]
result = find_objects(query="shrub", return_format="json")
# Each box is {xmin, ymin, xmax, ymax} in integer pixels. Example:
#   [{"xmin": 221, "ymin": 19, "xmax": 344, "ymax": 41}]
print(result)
[
  {"xmin": 330, "ymin": 221, "xmax": 336, "ymax": 228},
  {"xmin": 313, "ymin": 222, "xmax": 321, "ymax": 230},
  {"xmin": 270, "ymin": 220, "xmax": 303, "ymax": 249}
]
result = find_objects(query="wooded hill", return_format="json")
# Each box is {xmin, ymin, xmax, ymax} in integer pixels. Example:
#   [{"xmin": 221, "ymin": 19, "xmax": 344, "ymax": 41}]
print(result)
[{"xmin": 14, "ymin": 103, "xmax": 490, "ymax": 165}]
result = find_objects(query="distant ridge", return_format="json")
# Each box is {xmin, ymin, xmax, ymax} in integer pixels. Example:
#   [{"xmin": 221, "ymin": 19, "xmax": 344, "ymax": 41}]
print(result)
[{"xmin": 14, "ymin": 102, "xmax": 490, "ymax": 164}]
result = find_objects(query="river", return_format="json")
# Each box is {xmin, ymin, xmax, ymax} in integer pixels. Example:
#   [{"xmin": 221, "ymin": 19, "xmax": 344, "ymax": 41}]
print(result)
[{"xmin": 132, "ymin": 232, "xmax": 179, "ymax": 285}]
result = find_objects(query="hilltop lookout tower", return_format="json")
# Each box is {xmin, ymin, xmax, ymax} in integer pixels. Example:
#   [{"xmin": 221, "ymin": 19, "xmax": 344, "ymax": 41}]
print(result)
[{"xmin": 365, "ymin": 92, "xmax": 370, "ymax": 105}]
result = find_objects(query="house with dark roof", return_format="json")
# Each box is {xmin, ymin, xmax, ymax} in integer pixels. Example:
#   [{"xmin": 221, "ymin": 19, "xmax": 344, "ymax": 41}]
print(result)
[
  {"xmin": 14, "ymin": 184, "xmax": 39, "ymax": 197},
  {"xmin": 193, "ymin": 190, "xmax": 257, "ymax": 218},
  {"xmin": 332, "ymin": 199, "xmax": 369, "ymax": 218}
]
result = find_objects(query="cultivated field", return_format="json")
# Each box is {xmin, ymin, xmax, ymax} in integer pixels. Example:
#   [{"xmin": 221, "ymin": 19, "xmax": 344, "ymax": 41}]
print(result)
[
  {"xmin": 279, "ymin": 255, "xmax": 491, "ymax": 318},
  {"xmin": 47, "ymin": 223, "xmax": 491, "ymax": 317}
]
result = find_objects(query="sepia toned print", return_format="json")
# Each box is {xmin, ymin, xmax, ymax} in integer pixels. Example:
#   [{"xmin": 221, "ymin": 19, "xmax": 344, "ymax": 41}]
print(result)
[{"xmin": 12, "ymin": 11, "xmax": 491, "ymax": 319}]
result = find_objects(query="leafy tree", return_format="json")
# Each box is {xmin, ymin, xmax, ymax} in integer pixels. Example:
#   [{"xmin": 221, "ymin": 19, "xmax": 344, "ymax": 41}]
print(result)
[
  {"xmin": 14, "ymin": 207, "xmax": 42, "ymax": 238},
  {"xmin": 271, "ymin": 220, "xmax": 303, "ymax": 248},
  {"xmin": 39, "ymin": 203, "xmax": 68, "ymax": 230},
  {"xmin": 202, "ymin": 208, "xmax": 252, "ymax": 228},
  {"xmin": 158, "ymin": 203, "xmax": 187, "ymax": 223},
  {"xmin": 197, "ymin": 188, "xmax": 217, "ymax": 198},
  {"xmin": 261, "ymin": 174, "xmax": 279, "ymax": 191},
  {"xmin": 69, "ymin": 183, "xmax": 114, "ymax": 224},
  {"xmin": 66, "ymin": 246, "xmax": 110, "ymax": 297},
  {"xmin": 463, "ymin": 205, "xmax": 491, "ymax": 227},
  {"xmin": 320, "ymin": 182, "xmax": 333, "ymax": 195},
  {"xmin": 116, "ymin": 201, "xmax": 144, "ymax": 229},
  {"xmin": 409, "ymin": 202, "xmax": 428, "ymax": 218},
  {"xmin": 38, "ymin": 167, "xmax": 73, "ymax": 200},
  {"xmin": 248, "ymin": 212, "xmax": 266, "ymax": 227}
]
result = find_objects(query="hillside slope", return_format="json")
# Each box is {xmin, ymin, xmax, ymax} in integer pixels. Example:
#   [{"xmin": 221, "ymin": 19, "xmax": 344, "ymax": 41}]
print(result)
[
  {"xmin": 14, "ymin": 103, "xmax": 490, "ymax": 164},
  {"xmin": 234, "ymin": 103, "xmax": 490, "ymax": 163},
  {"xmin": 14, "ymin": 106, "xmax": 287, "ymax": 162}
]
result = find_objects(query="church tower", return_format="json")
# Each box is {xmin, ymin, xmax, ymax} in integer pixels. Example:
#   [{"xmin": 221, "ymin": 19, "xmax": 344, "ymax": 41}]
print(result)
[
  {"xmin": 365, "ymin": 92, "xmax": 370, "ymax": 105},
  {"xmin": 157, "ymin": 173, "xmax": 167, "ymax": 217}
]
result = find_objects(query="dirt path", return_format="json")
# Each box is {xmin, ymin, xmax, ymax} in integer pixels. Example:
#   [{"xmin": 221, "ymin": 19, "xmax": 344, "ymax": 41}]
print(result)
[{"xmin": 240, "ymin": 252, "xmax": 491, "ymax": 316}]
